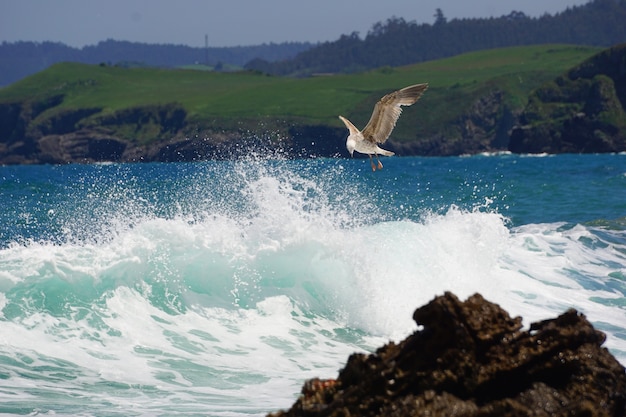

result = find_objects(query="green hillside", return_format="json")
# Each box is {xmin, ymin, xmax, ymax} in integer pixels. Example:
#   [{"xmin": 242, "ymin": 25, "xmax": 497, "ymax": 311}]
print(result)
[
  {"xmin": 0, "ymin": 44, "xmax": 603, "ymax": 163},
  {"xmin": 1, "ymin": 44, "xmax": 599, "ymax": 122}
]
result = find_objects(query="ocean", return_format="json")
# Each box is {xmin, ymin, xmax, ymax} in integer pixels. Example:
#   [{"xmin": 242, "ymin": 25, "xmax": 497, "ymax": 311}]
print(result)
[{"xmin": 0, "ymin": 152, "xmax": 625, "ymax": 416}]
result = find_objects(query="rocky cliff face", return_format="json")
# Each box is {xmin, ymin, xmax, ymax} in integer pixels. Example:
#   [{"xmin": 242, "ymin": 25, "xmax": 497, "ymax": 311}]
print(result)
[
  {"xmin": 0, "ymin": 99, "xmax": 258, "ymax": 164},
  {"xmin": 269, "ymin": 292, "xmax": 626, "ymax": 417},
  {"xmin": 390, "ymin": 89, "xmax": 516, "ymax": 156},
  {"xmin": 0, "ymin": 96, "xmax": 342, "ymax": 164},
  {"xmin": 510, "ymin": 43, "xmax": 626, "ymax": 154}
]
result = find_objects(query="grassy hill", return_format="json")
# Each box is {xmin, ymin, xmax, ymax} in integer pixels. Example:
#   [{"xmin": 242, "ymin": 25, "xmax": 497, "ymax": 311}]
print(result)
[{"xmin": 0, "ymin": 44, "xmax": 603, "ymax": 163}]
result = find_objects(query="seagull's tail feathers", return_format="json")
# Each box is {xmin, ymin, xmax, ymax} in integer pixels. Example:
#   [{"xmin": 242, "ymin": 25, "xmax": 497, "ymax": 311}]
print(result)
[
  {"xmin": 377, "ymin": 147, "xmax": 395, "ymax": 157},
  {"xmin": 338, "ymin": 115, "xmax": 360, "ymax": 136}
]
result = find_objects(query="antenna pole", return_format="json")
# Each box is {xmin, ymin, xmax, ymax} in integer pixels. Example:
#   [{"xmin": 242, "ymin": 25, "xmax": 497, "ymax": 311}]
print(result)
[{"xmin": 205, "ymin": 34, "xmax": 209, "ymax": 66}]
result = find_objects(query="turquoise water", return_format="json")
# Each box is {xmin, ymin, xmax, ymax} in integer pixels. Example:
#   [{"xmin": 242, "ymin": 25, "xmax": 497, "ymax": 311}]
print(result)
[{"xmin": 1, "ymin": 153, "xmax": 625, "ymax": 415}]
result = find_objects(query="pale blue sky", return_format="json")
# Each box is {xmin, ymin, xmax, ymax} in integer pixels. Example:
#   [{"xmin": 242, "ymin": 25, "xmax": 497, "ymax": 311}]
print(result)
[{"xmin": 0, "ymin": 0, "xmax": 590, "ymax": 48}]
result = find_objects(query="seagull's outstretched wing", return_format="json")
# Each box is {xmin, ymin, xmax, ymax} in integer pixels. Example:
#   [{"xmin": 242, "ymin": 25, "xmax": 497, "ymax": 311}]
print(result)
[{"xmin": 361, "ymin": 83, "xmax": 428, "ymax": 144}]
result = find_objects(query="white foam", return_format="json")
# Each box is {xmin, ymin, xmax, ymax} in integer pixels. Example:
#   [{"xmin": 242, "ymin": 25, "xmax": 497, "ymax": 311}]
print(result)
[{"xmin": 1, "ymin": 158, "xmax": 624, "ymax": 415}]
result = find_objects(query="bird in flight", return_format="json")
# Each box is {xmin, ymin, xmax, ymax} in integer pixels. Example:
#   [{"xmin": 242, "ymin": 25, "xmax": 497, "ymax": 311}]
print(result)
[{"xmin": 339, "ymin": 83, "xmax": 428, "ymax": 171}]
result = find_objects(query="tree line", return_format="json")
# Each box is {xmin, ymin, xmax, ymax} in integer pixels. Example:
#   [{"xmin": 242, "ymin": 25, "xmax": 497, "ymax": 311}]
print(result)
[{"xmin": 245, "ymin": 0, "xmax": 626, "ymax": 76}]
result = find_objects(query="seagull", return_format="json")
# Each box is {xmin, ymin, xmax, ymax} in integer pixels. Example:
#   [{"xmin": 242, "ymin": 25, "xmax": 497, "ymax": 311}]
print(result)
[{"xmin": 339, "ymin": 83, "xmax": 428, "ymax": 171}]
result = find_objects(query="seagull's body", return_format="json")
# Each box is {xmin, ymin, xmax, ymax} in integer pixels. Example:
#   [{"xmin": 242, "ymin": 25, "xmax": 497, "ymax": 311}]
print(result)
[{"xmin": 339, "ymin": 83, "xmax": 428, "ymax": 171}]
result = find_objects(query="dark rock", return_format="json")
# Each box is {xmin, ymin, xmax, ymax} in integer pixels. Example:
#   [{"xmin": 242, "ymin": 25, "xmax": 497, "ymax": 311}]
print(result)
[
  {"xmin": 31, "ymin": 107, "xmax": 102, "ymax": 137},
  {"xmin": 510, "ymin": 43, "xmax": 626, "ymax": 154},
  {"xmin": 37, "ymin": 131, "xmax": 127, "ymax": 163},
  {"xmin": 268, "ymin": 292, "xmax": 626, "ymax": 417},
  {"xmin": 0, "ymin": 95, "xmax": 67, "ymax": 163}
]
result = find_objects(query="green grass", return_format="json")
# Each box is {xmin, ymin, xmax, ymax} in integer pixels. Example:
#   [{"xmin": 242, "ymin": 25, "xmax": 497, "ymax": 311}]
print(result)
[{"xmin": 0, "ymin": 44, "xmax": 601, "ymax": 140}]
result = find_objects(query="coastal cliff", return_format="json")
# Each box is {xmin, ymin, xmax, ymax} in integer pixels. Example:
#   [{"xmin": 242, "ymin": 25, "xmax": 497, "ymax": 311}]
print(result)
[
  {"xmin": 0, "ymin": 99, "xmax": 240, "ymax": 164},
  {"xmin": 269, "ymin": 292, "xmax": 626, "ymax": 417},
  {"xmin": 1, "ymin": 44, "xmax": 625, "ymax": 164}
]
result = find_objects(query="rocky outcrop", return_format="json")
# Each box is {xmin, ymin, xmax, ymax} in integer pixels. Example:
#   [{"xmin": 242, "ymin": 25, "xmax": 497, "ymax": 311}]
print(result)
[
  {"xmin": 269, "ymin": 292, "xmax": 626, "ymax": 417},
  {"xmin": 0, "ymin": 100, "xmax": 238, "ymax": 164},
  {"xmin": 0, "ymin": 97, "xmax": 323, "ymax": 164},
  {"xmin": 390, "ymin": 89, "xmax": 516, "ymax": 156},
  {"xmin": 510, "ymin": 43, "xmax": 626, "ymax": 154},
  {"xmin": 37, "ymin": 131, "xmax": 127, "ymax": 164}
]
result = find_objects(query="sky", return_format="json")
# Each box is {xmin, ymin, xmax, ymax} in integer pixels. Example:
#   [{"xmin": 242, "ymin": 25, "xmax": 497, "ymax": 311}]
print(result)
[{"xmin": 1, "ymin": 0, "xmax": 591, "ymax": 48}]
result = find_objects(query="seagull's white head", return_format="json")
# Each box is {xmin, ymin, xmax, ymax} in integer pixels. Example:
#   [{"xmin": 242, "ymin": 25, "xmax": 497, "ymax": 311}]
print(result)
[
  {"xmin": 346, "ymin": 135, "xmax": 356, "ymax": 157},
  {"xmin": 338, "ymin": 115, "xmax": 359, "ymax": 158}
]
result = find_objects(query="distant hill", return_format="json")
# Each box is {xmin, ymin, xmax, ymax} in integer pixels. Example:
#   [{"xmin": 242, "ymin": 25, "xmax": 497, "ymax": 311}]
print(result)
[
  {"xmin": 245, "ymin": 0, "xmax": 626, "ymax": 76},
  {"xmin": 0, "ymin": 40, "xmax": 313, "ymax": 86}
]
